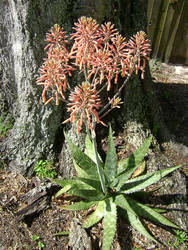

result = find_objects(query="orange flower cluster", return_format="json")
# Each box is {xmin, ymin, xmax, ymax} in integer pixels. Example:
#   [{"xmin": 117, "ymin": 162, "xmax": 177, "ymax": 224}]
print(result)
[
  {"xmin": 37, "ymin": 17, "xmax": 151, "ymax": 134},
  {"xmin": 37, "ymin": 24, "xmax": 75, "ymax": 105},
  {"xmin": 126, "ymin": 31, "xmax": 151, "ymax": 79},
  {"xmin": 63, "ymin": 82, "xmax": 106, "ymax": 135},
  {"xmin": 70, "ymin": 17, "xmax": 129, "ymax": 90}
]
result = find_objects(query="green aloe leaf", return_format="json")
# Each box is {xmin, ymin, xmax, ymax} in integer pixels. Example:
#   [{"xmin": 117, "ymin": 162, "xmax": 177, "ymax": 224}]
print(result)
[
  {"xmin": 102, "ymin": 198, "xmax": 117, "ymax": 250},
  {"xmin": 55, "ymin": 185, "xmax": 72, "ymax": 197},
  {"xmin": 52, "ymin": 178, "xmax": 76, "ymax": 187},
  {"xmin": 117, "ymin": 135, "xmax": 152, "ymax": 185},
  {"xmin": 52, "ymin": 179, "xmax": 77, "ymax": 197},
  {"xmin": 104, "ymin": 125, "xmax": 117, "ymax": 184},
  {"xmin": 67, "ymin": 185, "xmax": 105, "ymax": 201},
  {"xmin": 83, "ymin": 200, "xmax": 105, "ymax": 228},
  {"xmin": 115, "ymin": 194, "xmax": 157, "ymax": 242},
  {"xmin": 73, "ymin": 159, "xmax": 90, "ymax": 178},
  {"xmin": 61, "ymin": 200, "xmax": 98, "ymax": 211},
  {"xmin": 152, "ymin": 208, "xmax": 167, "ymax": 213},
  {"xmin": 126, "ymin": 196, "xmax": 179, "ymax": 228},
  {"xmin": 77, "ymin": 177, "xmax": 102, "ymax": 191},
  {"xmin": 127, "ymin": 210, "xmax": 157, "ymax": 243},
  {"xmin": 115, "ymin": 194, "xmax": 137, "ymax": 216},
  {"xmin": 120, "ymin": 165, "xmax": 181, "ymax": 194},
  {"xmin": 85, "ymin": 134, "xmax": 103, "ymax": 164},
  {"xmin": 64, "ymin": 132, "xmax": 99, "ymax": 180}
]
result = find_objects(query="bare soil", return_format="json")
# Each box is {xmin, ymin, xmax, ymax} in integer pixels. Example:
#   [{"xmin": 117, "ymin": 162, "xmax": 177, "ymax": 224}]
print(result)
[{"xmin": 0, "ymin": 63, "xmax": 188, "ymax": 250}]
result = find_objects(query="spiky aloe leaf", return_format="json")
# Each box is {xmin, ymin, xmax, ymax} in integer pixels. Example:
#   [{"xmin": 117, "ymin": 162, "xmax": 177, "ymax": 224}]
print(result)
[
  {"xmin": 102, "ymin": 198, "xmax": 117, "ymax": 250},
  {"xmin": 55, "ymin": 185, "xmax": 72, "ymax": 197},
  {"xmin": 77, "ymin": 177, "xmax": 102, "ymax": 191},
  {"xmin": 115, "ymin": 194, "xmax": 137, "ymax": 216},
  {"xmin": 85, "ymin": 134, "xmax": 103, "ymax": 164},
  {"xmin": 61, "ymin": 200, "xmax": 98, "ymax": 211},
  {"xmin": 115, "ymin": 194, "xmax": 156, "ymax": 242},
  {"xmin": 52, "ymin": 179, "xmax": 77, "ymax": 197},
  {"xmin": 120, "ymin": 165, "xmax": 181, "ymax": 194},
  {"xmin": 152, "ymin": 208, "xmax": 167, "ymax": 213},
  {"xmin": 117, "ymin": 135, "xmax": 152, "ymax": 186},
  {"xmin": 104, "ymin": 125, "xmax": 117, "ymax": 185},
  {"xmin": 126, "ymin": 196, "xmax": 179, "ymax": 228},
  {"xmin": 52, "ymin": 178, "xmax": 76, "ymax": 187},
  {"xmin": 73, "ymin": 159, "xmax": 90, "ymax": 178},
  {"xmin": 83, "ymin": 200, "xmax": 105, "ymax": 228},
  {"xmin": 67, "ymin": 184, "xmax": 105, "ymax": 201},
  {"xmin": 64, "ymin": 132, "xmax": 99, "ymax": 180},
  {"xmin": 127, "ymin": 210, "xmax": 157, "ymax": 243}
]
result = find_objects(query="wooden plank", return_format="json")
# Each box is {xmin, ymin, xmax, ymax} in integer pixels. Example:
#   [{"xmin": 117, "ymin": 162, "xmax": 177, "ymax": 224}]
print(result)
[
  {"xmin": 147, "ymin": 0, "xmax": 155, "ymax": 37},
  {"xmin": 158, "ymin": 3, "xmax": 175, "ymax": 59},
  {"xmin": 152, "ymin": 0, "xmax": 170, "ymax": 58},
  {"xmin": 164, "ymin": 0, "xmax": 186, "ymax": 63},
  {"xmin": 148, "ymin": 0, "xmax": 163, "ymax": 43}
]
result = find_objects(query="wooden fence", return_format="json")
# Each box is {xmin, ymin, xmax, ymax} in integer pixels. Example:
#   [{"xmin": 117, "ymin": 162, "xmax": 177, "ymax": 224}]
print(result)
[{"xmin": 147, "ymin": 0, "xmax": 188, "ymax": 65}]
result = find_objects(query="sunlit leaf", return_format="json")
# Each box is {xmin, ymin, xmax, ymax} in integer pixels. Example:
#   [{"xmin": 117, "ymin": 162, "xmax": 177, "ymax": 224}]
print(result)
[
  {"xmin": 77, "ymin": 177, "xmax": 102, "ymax": 191},
  {"xmin": 127, "ymin": 210, "xmax": 157, "ymax": 243},
  {"xmin": 85, "ymin": 134, "xmax": 103, "ymax": 164},
  {"xmin": 120, "ymin": 165, "xmax": 181, "ymax": 194},
  {"xmin": 117, "ymin": 135, "xmax": 152, "ymax": 184},
  {"xmin": 104, "ymin": 125, "xmax": 117, "ymax": 184},
  {"xmin": 64, "ymin": 132, "xmax": 99, "ymax": 179},
  {"xmin": 126, "ymin": 196, "xmax": 179, "ymax": 228},
  {"xmin": 103, "ymin": 198, "xmax": 117, "ymax": 250},
  {"xmin": 67, "ymin": 185, "xmax": 105, "ymax": 201},
  {"xmin": 61, "ymin": 200, "xmax": 98, "ymax": 211},
  {"xmin": 83, "ymin": 200, "xmax": 105, "ymax": 228}
]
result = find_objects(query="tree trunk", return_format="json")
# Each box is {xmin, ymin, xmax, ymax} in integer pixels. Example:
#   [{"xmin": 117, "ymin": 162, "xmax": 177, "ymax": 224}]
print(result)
[{"xmin": 1, "ymin": 0, "xmax": 74, "ymax": 175}]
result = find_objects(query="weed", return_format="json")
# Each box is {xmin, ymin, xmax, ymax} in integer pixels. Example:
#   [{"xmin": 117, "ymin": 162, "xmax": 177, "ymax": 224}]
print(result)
[
  {"xmin": 167, "ymin": 230, "xmax": 187, "ymax": 248},
  {"xmin": 31, "ymin": 235, "xmax": 45, "ymax": 250},
  {"xmin": 34, "ymin": 160, "xmax": 57, "ymax": 179}
]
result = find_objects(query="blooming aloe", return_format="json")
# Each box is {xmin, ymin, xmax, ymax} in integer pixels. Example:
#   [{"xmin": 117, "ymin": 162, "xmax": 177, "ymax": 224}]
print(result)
[
  {"xmin": 37, "ymin": 17, "xmax": 182, "ymax": 249},
  {"xmin": 53, "ymin": 126, "xmax": 180, "ymax": 250}
]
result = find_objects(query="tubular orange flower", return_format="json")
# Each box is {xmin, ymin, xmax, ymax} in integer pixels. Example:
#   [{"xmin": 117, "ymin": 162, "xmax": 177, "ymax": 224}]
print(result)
[
  {"xmin": 63, "ymin": 82, "xmax": 106, "ymax": 135},
  {"xmin": 126, "ymin": 31, "xmax": 151, "ymax": 79},
  {"xmin": 99, "ymin": 22, "xmax": 118, "ymax": 44},
  {"xmin": 37, "ymin": 24, "xmax": 75, "ymax": 105},
  {"xmin": 70, "ymin": 17, "xmax": 100, "ymax": 69},
  {"xmin": 88, "ymin": 49, "xmax": 116, "ymax": 90},
  {"xmin": 45, "ymin": 24, "xmax": 69, "ymax": 52}
]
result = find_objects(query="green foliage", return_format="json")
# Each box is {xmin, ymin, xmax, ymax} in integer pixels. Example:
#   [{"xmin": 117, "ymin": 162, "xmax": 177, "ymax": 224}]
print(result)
[
  {"xmin": 0, "ymin": 112, "xmax": 14, "ymax": 138},
  {"xmin": 167, "ymin": 230, "xmax": 187, "ymax": 248},
  {"xmin": 34, "ymin": 160, "xmax": 57, "ymax": 179},
  {"xmin": 53, "ymin": 126, "xmax": 181, "ymax": 250},
  {"xmin": 31, "ymin": 235, "xmax": 45, "ymax": 249}
]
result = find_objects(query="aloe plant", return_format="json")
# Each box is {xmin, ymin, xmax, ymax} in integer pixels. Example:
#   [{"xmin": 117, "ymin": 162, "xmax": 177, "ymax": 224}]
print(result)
[{"xmin": 53, "ymin": 126, "xmax": 181, "ymax": 250}]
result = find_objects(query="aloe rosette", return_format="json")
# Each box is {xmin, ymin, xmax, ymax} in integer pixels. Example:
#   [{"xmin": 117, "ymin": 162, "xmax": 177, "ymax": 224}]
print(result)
[{"xmin": 54, "ymin": 126, "xmax": 181, "ymax": 250}]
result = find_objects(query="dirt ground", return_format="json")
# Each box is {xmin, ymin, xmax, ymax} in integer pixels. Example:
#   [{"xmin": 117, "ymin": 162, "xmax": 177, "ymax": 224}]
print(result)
[{"xmin": 0, "ymin": 62, "xmax": 188, "ymax": 250}]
